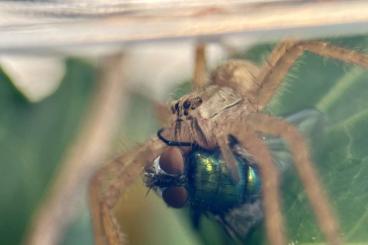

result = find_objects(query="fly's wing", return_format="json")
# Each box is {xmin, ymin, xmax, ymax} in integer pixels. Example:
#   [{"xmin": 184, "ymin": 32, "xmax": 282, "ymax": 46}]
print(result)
[
  {"xmin": 230, "ymin": 109, "xmax": 324, "ymax": 174},
  {"xmin": 186, "ymin": 201, "xmax": 263, "ymax": 245},
  {"xmin": 218, "ymin": 199, "xmax": 263, "ymax": 242},
  {"xmin": 265, "ymin": 109, "xmax": 325, "ymax": 172}
]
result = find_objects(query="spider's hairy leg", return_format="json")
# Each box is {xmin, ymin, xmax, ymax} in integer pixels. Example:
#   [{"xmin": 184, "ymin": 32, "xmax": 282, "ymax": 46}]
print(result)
[
  {"xmin": 89, "ymin": 138, "xmax": 166, "ymax": 245},
  {"xmin": 255, "ymin": 40, "xmax": 368, "ymax": 108},
  {"xmin": 193, "ymin": 43, "xmax": 208, "ymax": 89},
  {"xmin": 217, "ymin": 126, "xmax": 285, "ymax": 245},
  {"xmin": 246, "ymin": 113, "xmax": 342, "ymax": 245},
  {"xmin": 90, "ymin": 175, "xmax": 122, "ymax": 245},
  {"xmin": 217, "ymin": 135, "xmax": 241, "ymax": 182}
]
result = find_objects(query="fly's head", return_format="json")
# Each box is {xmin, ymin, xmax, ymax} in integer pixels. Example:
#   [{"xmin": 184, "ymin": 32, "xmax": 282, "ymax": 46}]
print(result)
[
  {"xmin": 144, "ymin": 147, "xmax": 189, "ymax": 208},
  {"xmin": 160, "ymin": 85, "xmax": 244, "ymax": 149}
]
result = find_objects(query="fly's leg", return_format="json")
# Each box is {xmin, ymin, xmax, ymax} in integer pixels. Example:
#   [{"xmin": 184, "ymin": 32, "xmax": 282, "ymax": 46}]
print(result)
[
  {"xmin": 246, "ymin": 113, "xmax": 342, "ymax": 245},
  {"xmin": 217, "ymin": 125, "xmax": 285, "ymax": 245},
  {"xmin": 89, "ymin": 138, "xmax": 166, "ymax": 245},
  {"xmin": 255, "ymin": 40, "xmax": 368, "ymax": 108}
]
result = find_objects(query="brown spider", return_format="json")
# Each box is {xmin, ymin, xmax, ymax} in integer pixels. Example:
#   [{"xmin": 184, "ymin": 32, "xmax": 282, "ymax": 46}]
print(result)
[{"xmin": 89, "ymin": 40, "xmax": 368, "ymax": 245}]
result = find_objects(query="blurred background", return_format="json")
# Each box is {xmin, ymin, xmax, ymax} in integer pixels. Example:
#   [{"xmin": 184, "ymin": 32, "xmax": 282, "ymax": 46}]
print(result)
[{"xmin": 1, "ymin": 1, "xmax": 368, "ymax": 245}]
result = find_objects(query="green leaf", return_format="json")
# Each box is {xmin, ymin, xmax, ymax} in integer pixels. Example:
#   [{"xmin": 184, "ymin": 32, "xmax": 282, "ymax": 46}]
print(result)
[{"xmin": 0, "ymin": 59, "xmax": 96, "ymax": 245}]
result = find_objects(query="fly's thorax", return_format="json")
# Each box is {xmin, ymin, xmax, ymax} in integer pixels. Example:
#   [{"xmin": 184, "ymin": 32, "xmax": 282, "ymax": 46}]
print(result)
[
  {"xmin": 185, "ymin": 147, "xmax": 261, "ymax": 214},
  {"xmin": 144, "ymin": 146, "xmax": 261, "ymax": 213}
]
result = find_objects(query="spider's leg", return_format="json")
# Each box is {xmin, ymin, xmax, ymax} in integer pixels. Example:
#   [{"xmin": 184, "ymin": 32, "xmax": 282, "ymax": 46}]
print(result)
[
  {"xmin": 89, "ymin": 138, "xmax": 166, "ymax": 245},
  {"xmin": 255, "ymin": 40, "xmax": 368, "ymax": 108},
  {"xmin": 217, "ymin": 135, "xmax": 241, "ymax": 182},
  {"xmin": 246, "ymin": 113, "xmax": 342, "ymax": 245},
  {"xmin": 217, "ymin": 125, "xmax": 285, "ymax": 245},
  {"xmin": 193, "ymin": 43, "xmax": 208, "ymax": 89}
]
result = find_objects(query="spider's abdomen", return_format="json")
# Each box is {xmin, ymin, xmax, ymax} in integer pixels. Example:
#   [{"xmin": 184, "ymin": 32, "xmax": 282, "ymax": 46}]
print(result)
[{"xmin": 185, "ymin": 148, "xmax": 261, "ymax": 214}]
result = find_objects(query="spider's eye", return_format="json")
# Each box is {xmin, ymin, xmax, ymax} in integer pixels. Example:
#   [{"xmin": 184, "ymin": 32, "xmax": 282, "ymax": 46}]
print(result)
[
  {"xmin": 170, "ymin": 105, "xmax": 176, "ymax": 114},
  {"xmin": 159, "ymin": 147, "xmax": 184, "ymax": 175},
  {"xmin": 174, "ymin": 102, "xmax": 180, "ymax": 112},
  {"xmin": 162, "ymin": 187, "xmax": 188, "ymax": 208},
  {"xmin": 191, "ymin": 97, "xmax": 203, "ymax": 109},
  {"xmin": 183, "ymin": 100, "xmax": 191, "ymax": 109}
]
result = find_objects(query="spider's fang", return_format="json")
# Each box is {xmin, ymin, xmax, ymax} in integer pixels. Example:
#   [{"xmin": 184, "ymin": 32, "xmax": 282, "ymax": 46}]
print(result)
[{"xmin": 157, "ymin": 128, "xmax": 192, "ymax": 147}]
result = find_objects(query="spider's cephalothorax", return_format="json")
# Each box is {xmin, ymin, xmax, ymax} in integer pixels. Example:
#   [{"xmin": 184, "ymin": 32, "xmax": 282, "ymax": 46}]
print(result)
[{"xmin": 159, "ymin": 84, "xmax": 257, "ymax": 149}]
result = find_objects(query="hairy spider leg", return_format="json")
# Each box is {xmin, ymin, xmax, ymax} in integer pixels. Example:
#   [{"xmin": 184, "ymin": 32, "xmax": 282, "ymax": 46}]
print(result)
[
  {"xmin": 89, "ymin": 139, "xmax": 166, "ymax": 245},
  {"xmin": 255, "ymin": 40, "xmax": 368, "ymax": 108},
  {"xmin": 193, "ymin": 43, "xmax": 208, "ymax": 89},
  {"xmin": 246, "ymin": 113, "xmax": 342, "ymax": 245},
  {"xmin": 216, "ymin": 135, "xmax": 242, "ymax": 183},
  {"xmin": 218, "ymin": 124, "xmax": 285, "ymax": 245}
]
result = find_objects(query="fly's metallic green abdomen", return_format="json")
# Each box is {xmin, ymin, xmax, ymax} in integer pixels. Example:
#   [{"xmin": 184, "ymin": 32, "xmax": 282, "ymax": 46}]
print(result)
[{"xmin": 185, "ymin": 148, "xmax": 261, "ymax": 213}]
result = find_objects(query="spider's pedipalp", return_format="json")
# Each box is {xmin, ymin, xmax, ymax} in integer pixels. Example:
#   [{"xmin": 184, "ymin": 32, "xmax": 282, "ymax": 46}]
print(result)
[
  {"xmin": 246, "ymin": 113, "xmax": 343, "ymax": 245},
  {"xmin": 89, "ymin": 138, "xmax": 166, "ymax": 245}
]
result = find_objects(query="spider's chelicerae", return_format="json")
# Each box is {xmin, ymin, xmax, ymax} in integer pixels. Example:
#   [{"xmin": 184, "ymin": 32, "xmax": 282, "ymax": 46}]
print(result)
[{"xmin": 89, "ymin": 40, "xmax": 368, "ymax": 245}]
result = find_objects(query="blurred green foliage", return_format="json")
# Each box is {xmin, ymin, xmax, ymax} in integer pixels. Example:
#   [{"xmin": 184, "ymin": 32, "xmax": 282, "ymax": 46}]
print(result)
[
  {"xmin": 1, "ymin": 35, "xmax": 368, "ymax": 245},
  {"xmin": 0, "ymin": 59, "xmax": 96, "ymax": 245}
]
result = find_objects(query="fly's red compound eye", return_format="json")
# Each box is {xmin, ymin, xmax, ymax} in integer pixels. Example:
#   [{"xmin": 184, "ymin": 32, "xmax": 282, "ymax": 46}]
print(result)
[
  {"xmin": 162, "ymin": 187, "xmax": 188, "ymax": 208},
  {"xmin": 159, "ymin": 147, "xmax": 184, "ymax": 175}
]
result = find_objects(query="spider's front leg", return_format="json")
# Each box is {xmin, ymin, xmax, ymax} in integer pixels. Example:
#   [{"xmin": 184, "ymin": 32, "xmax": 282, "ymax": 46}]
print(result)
[{"xmin": 89, "ymin": 138, "xmax": 166, "ymax": 245}]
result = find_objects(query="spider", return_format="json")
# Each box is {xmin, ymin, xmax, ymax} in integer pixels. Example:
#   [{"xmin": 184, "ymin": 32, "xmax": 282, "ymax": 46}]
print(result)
[{"xmin": 89, "ymin": 40, "xmax": 368, "ymax": 245}]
